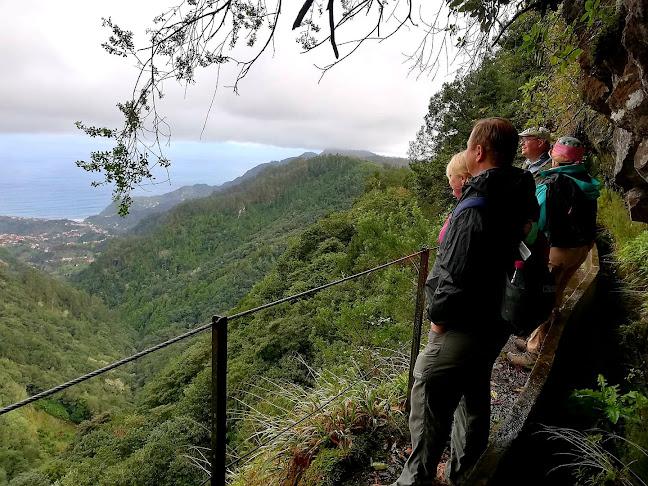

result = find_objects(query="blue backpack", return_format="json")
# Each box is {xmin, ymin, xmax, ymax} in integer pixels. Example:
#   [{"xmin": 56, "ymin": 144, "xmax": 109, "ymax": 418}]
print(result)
[{"xmin": 452, "ymin": 197, "xmax": 488, "ymax": 218}]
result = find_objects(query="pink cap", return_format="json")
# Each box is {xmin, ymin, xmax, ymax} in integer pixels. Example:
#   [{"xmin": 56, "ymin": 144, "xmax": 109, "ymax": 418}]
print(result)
[
  {"xmin": 514, "ymin": 260, "xmax": 525, "ymax": 269},
  {"xmin": 551, "ymin": 139, "xmax": 586, "ymax": 163}
]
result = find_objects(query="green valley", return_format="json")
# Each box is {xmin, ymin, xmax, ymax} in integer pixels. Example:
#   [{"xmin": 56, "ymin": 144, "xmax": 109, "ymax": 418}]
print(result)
[
  {"xmin": 0, "ymin": 249, "xmax": 135, "ymax": 484},
  {"xmin": 73, "ymin": 155, "xmax": 379, "ymax": 382},
  {"xmin": 37, "ymin": 157, "xmax": 438, "ymax": 486}
]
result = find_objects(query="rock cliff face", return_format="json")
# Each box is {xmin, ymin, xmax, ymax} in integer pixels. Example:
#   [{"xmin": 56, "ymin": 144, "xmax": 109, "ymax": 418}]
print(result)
[{"xmin": 565, "ymin": 0, "xmax": 648, "ymax": 221}]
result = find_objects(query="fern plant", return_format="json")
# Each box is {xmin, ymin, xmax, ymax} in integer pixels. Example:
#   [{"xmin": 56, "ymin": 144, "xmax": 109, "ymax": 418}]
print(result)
[{"xmin": 571, "ymin": 375, "xmax": 647, "ymax": 428}]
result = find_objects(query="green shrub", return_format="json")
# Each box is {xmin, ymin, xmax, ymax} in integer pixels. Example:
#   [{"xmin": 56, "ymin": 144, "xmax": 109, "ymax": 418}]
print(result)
[
  {"xmin": 34, "ymin": 400, "xmax": 70, "ymax": 422},
  {"xmin": 571, "ymin": 375, "xmax": 647, "ymax": 428},
  {"xmin": 7, "ymin": 471, "xmax": 50, "ymax": 486},
  {"xmin": 562, "ymin": 375, "xmax": 648, "ymax": 485},
  {"xmin": 598, "ymin": 188, "xmax": 646, "ymax": 248}
]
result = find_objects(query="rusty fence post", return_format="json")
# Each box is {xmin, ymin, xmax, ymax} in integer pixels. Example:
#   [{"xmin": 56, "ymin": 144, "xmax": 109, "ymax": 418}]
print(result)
[
  {"xmin": 406, "ymin": 248, "xmax": 430, "ymax": 413},
  {"xmin": 212, "ymin": 316, "xmax": 228, "ymax": 486}
]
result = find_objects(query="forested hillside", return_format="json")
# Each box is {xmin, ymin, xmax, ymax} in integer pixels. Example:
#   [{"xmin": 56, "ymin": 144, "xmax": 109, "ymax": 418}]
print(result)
[
  {"xmin": 85, "ymin": 184, "xmax": 218, "ymax": 233},
  {"xmin": 74, "ymin": 155, "xmax": 379, "ymax": 382},
  {"xmin": 0, "ymin": 249, "xmax": 135, "ymax": 485},
  {"xmin": 84, "ymin": 151, "xmax": 320, "ymax": 233},
  {"xmin": 41, "ymin": 161, "xmax": 438, "ymax": 486}
]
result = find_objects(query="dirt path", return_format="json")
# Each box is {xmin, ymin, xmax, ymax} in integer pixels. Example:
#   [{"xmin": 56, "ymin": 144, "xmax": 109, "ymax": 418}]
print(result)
[{"xmin": 353, "ymin": 336, "xmax": 531, "ymax": 486}]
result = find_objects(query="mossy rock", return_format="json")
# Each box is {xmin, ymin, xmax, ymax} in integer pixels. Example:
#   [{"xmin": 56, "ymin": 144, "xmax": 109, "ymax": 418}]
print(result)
[
  {"xmin": 299, "ymin": 421, "xmax": 407, "ymax": 485},
  {"xmin": 590, "ymin": 11, "xmax": 625, "ymax": 71},
  {"xmin": 299, "ymin": 448, "xmax": 346, "ymax": 486}
]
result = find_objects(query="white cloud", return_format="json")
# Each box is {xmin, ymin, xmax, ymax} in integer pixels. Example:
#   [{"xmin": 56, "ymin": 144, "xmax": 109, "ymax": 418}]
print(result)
[{"xmin": 0, "ymin": 0, "xmax": 453, "ymax": 156}]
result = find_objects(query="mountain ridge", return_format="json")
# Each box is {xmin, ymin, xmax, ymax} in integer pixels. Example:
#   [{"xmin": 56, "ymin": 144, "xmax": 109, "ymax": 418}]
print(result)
[{"xmin": 85, "ymin": 149, "xmax": 407, "ymax": 232}]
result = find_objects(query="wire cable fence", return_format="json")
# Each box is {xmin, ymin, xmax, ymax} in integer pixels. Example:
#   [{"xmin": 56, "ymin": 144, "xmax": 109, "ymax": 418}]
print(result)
[
  {"xmin": 0, "ymin": 249, "xmax": 432, "ymax": 417},
  {"xmin": 0, "ymin": 318, "xmax": 216, "ymax": 416},
  {"xmin": 227, "ymin": 250, "xmax": 432, "ymax": 321},
  {"xmin": 0, "ymin": 247, "xmax": 437, "ymax": 486}
]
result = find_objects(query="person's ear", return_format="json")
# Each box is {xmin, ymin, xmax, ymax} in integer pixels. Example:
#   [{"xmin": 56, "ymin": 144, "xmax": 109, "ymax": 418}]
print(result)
[{"xmin": 460, "ymin": 176, "xmax": 466, "ymax": 186}]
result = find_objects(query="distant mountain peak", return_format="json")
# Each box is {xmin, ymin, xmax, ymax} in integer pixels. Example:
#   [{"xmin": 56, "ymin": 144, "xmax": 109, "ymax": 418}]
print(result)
[
  {"xmin": 320, "ymin": 148, "xmax": 377, "ymax": 158},
  {"xmin": 319, "ymin": 148, "xmax": 410, "ymax": 169}
]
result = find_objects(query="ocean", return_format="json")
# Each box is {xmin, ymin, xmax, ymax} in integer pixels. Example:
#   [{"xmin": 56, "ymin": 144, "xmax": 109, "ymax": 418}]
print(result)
[{"xmin": 0, "ymin": 134, "xmax": 309, "ymax": 220}]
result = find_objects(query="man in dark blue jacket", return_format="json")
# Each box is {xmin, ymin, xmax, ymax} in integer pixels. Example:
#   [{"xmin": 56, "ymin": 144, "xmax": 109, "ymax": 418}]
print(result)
[{"xmin": 393, "ymin": 118, "xmax": 539, "ymax": 486}]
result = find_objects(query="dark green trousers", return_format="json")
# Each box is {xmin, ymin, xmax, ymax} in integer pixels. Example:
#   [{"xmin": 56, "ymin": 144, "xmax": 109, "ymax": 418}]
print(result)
[{"xmin": 394, "ymin": 327, "xmax": 509, "ymax": 485}]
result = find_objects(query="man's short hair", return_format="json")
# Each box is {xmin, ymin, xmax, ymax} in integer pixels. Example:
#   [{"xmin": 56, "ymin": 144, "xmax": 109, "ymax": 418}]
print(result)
[{"xmin": 471, "ymin": 117, "xmax": 519, "ymax": 166}]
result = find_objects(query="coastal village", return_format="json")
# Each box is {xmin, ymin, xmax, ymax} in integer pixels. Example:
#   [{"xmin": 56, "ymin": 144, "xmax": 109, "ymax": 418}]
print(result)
[{"xmin": 0, "ymin": 216, "xmax": 112, "ymax": 275}]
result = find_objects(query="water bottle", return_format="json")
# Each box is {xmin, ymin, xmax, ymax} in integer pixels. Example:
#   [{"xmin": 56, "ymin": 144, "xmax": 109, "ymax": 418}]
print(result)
[{"xmin": 511, "ymin": 260, "xmax": 525, "ymax": 288}]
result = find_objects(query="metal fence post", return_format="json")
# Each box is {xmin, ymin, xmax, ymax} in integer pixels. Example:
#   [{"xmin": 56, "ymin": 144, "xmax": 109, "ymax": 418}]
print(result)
[
  {"xmin": 212, "ymin": 316, "xmax": 228, "ymax": 486},
  {"xmin": 406, "ymin": 248, "xmax": 430, "ymax": 413}
]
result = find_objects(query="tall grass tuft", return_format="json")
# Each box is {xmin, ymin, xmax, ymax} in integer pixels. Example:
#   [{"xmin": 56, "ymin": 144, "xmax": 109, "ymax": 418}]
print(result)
[
  {"xmin": 227, "ymin": 348, "xmax": 410, "ymax": 485},
  {"xmin": 541, "ymin": 425, "xmax": 648, "ymax": 486},
  {"xmin": 618, "ymin": 231, "xmax": 648, "ymax": 288}
]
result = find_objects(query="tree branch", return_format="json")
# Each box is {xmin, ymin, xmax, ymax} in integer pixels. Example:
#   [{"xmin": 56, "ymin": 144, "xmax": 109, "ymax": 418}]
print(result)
[
  {"xmin": 327, "ymin": 0, "xmax": 339, "ymax": 58},
  {"xmin": 293, "ymin": 0, "xmax": 315, "ymax": 30},
  {"xmin": 491, "ymin": 1, "xmax": 542, "ymax": 47}
]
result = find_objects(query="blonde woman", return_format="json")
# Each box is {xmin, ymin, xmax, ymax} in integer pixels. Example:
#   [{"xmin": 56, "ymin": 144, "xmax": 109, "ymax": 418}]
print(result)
[{"xmin": 439, "ymin": 151, "xmax": 472, "ymax": 243}]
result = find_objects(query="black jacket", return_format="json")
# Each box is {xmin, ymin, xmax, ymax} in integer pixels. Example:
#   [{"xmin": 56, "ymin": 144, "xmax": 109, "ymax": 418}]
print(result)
[{"xmin": 426, "ymin": 166, "xmax": 539, "ymax": 331}]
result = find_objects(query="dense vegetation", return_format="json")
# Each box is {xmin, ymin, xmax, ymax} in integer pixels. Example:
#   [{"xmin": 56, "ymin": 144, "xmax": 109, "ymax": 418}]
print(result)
[
  {"xmin": 37, "ymin": 162, "xmax": 438, "ymax": 486},
  {"xmin": 73, "ymin": 155, "xmax": 377, "ymax": 384},
  {"xmin": 3, "ymin": 4, "xmax": 647, "ymax": 485},
  {"xmin": 0, "ymin": 249, "xmax": 135, "ymax": 485},
  {"xmin": 76, "ymin": 156, "xmax": 375, "ymax": 328}
]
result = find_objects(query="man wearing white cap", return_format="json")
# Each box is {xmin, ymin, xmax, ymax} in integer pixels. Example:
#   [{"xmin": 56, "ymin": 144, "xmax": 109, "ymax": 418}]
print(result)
[{"xmin": 519, "ymin": 127, "xmax": 552, "ymax": 180}]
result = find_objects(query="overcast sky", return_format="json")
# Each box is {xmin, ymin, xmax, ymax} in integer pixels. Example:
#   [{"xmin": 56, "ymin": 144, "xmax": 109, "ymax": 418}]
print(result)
[
  {"xmin": 0, "ymin": 1, "xmax": 462, "ymax": 218},
  {"xmin": 0, "ymin": 0, "xmax": 453, "ymax": 156}
]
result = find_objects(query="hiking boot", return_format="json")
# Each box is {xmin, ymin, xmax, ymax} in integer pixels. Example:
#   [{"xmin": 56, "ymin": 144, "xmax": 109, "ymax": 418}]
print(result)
[
  {"xmin": 507, "ymin": 351, "xmax": 538, "ymax": 368},
  {"xmin": 514, "ymin": 338, "xmax": 527, "ymax": 351}
]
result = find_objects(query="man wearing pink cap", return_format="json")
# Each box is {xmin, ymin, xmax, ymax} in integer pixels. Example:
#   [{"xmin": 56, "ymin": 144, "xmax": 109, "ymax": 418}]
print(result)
[{"xmin": 508, "ymin": 136, "xmax": 600, "ymax": 367}]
